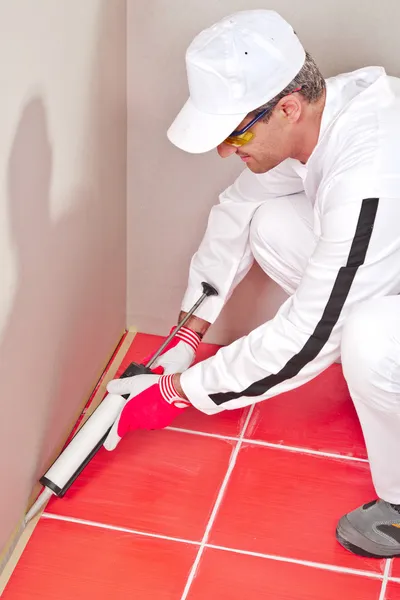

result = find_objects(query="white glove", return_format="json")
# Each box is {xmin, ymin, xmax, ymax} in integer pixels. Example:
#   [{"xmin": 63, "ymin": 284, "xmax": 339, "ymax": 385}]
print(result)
[{"xmin": 145, "ymin": 326, "xmax": 201, "ymax": 375}]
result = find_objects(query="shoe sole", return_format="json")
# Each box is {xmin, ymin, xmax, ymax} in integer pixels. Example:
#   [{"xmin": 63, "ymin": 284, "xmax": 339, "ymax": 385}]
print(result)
[{"xmin": 336, "ymin": 517, "xmax": 400, "ymax": 559}]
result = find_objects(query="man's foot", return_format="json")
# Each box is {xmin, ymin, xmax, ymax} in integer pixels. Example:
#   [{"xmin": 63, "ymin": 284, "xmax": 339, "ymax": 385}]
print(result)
[{"xmin": 337, "ymin": 499, "xmax": 400, "ymax": 558}]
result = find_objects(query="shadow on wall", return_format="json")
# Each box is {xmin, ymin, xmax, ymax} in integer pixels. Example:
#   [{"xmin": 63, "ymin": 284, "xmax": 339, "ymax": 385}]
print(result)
[
  {"xmin": 0, "ymin": 0, "xmax": 126, "ymax": 556},
  {"xmin": 0, "ymin": 98, "xmax": 94, "ymax": 504}
]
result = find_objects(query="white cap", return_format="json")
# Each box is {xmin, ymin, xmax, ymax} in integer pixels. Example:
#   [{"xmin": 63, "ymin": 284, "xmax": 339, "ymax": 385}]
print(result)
[{"xmin": 167, "ymin": 10, "xmax": 305, "ymax": 154}]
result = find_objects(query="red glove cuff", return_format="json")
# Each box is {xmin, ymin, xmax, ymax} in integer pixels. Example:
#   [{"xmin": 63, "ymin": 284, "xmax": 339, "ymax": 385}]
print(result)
[
  {"xmin": 159, "ymin": 374, "xmax": 191, "ymax": 408},
  {"xmin": 175, "ymin": 326, "xmax": 201, "ymax": 352}
]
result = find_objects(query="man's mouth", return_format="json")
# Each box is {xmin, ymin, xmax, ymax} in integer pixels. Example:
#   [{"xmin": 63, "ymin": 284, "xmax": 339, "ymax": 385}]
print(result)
[{"xmin": 238, "ymin": 153, "xmax": 251, "ymax": 163}]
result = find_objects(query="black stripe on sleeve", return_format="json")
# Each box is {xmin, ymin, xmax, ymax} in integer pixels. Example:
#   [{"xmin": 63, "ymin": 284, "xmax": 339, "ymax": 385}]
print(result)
[{"xmin": 209, "ymin": 197, "xmax": 379, "ymax": 406}]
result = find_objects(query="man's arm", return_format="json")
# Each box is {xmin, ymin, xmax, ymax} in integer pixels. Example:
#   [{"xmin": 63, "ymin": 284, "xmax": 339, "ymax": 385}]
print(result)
[
  {"xmin": 177, "ymin": 192, "xmax": 400, "ymax": 413},
  {"xmin": 180, "ymin": 160, "xmax": 304, "ymax": 325},
  {"xmin": 177, "ymin": 311, "xmax": 211, "ymax": 338}
]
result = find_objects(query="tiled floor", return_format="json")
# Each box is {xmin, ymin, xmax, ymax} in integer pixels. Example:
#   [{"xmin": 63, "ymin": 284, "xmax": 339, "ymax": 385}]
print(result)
[
  {"xmin": 392, "ymin": 559, "xmax": 400, "ymax": 579},
  {"xmin": 387, "ymin": 582, "xmax": 400, "ymax": 600},
  {"xmin": 3, "ymin": 333, "xmax": 400, "ymax": 599}
]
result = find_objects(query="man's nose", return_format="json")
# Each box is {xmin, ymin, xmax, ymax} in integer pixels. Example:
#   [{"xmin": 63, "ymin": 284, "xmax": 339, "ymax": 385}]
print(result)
[{"xmin": 217, "ymin": 142, "xmax": 238, "ymax": 158}]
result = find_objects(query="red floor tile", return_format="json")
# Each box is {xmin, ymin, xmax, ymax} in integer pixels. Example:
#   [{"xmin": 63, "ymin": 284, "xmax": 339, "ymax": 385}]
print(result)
[
  {"xmin": 245, "ymin": 364, "xmax": 367, "ymax": 458},
  {"xmin": 187, "ymin": 547, "xmax": 382, "ymax": 600},
  {"xmin": 116, "ymin": 333, "xmax": 249, "ymax": 437},
  {"xmin": 387, "ymin": 581, "xmax": 400, "ymax": 599},
  {"xmin": 172, "ymin": 404, "xmax": 249, "ymax": 438},
  {"xmin": 46, "ymin": 428, "xmax": 233, "ymax": 541},
  {"xmin": 390, "ymin": 559, "xmax": 400, "ymax": 579},
  {"xmin": 209, "ymin": 444, "xmax": 383, "ymax": 573},
  {"xmin": 3, "ymin": 518, "xmax": 197, "ymax": 600}
]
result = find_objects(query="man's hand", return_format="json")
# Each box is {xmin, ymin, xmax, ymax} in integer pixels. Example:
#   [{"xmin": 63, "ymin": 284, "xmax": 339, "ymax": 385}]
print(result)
[
  {"xmin": 103, "ymin": 374, "xmax": 190, "ymax": 451},
  {"xmin": 144, "ymin": 326, "xmax": 201, "ymax": 375}
]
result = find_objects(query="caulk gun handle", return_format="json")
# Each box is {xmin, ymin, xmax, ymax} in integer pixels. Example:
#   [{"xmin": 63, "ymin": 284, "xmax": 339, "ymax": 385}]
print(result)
[
  {"xmin": 201, "ymin": 282, "xmax": 218, "ymax": 297},
  {"xmin": 119, "ymin": 361, "xmax": 154, "ymax": 399}
]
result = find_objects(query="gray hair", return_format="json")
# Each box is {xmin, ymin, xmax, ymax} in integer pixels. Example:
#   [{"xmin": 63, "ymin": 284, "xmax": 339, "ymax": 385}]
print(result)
[{"xmin": 252, "ymin": 51, "xmax": 326, "ymax": 122}]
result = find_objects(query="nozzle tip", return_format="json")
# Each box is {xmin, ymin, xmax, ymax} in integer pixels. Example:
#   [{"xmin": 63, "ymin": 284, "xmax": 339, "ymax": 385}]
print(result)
[{"xmin": 24, "ymin": 488, "xmax": 53, "ymax": 524}]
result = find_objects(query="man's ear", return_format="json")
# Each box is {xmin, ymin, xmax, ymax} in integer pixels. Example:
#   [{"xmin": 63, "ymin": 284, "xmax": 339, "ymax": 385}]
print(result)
[{"xmin": 276, "ymin": 94, "xmax": 302, "ymax": 124}]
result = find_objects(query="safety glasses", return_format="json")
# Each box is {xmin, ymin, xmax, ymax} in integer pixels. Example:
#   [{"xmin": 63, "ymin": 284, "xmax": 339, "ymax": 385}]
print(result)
[{"xmin": 224, "ymin": 86, "xmax": 302, "ymax": 147}]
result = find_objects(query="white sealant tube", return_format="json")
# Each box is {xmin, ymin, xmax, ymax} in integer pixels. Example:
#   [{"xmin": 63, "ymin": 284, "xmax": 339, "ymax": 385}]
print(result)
[
  {"xmin": 25, "ymin": 393, "xmax": 126, "ymax": 523},
  {"xmin": 43, "ymin": 393, "xmax": 126, "ymax": 489},
  {"xmin": 25, "ymin": 283, "xmax": 219, "ymax": 524}
]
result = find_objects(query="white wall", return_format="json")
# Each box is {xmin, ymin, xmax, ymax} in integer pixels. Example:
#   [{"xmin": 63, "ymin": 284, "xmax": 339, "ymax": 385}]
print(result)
[
  {"xmin": 127, "ymin": 0, "xmax": 400, "ymax": 345},
  {"xmin": 0, "ymin": 0, "xmax": 126, "ymax": 556}
]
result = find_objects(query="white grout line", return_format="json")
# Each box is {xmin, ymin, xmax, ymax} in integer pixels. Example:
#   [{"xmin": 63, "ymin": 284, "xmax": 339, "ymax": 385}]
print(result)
[
  {"xmin": 179, "ymin": 406, "xmax": 255, "ymax": 600},
  {"xmin": 41, "ymin": 512, "xmax": 201, "ymax": 547},
  {"xmin": 167, "ymin": 425, "xmax": 369, "ymax": 463},
  {"xmin": 167, "ymin": 426, "xmax": 237, "ymax": 442},
  {"xmin": 379, "ymin": 559, "xmax": 392, "ymax": 600},
  {"xmin": 242, "ymin": 438, "xmax": 369, "ymax": 463},
  {"xmin": 205, "ymin": 543, "xmax": 385, "ymax": 580},
  {"xmin": 42, "ymin": 507, "xmax": 391, "ymax": 584}
]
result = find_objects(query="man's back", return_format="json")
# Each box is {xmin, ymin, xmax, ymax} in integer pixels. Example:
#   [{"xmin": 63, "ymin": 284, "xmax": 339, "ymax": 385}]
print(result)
[{"xmin": 310, "ymin": 68, "xmax": 400, "ymax": 202}]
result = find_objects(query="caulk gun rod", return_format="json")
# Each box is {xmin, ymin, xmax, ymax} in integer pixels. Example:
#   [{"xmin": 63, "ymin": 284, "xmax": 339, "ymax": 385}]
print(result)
[{"xmin": 145, "ymin": 292, "xmax": 208, "ymax": 368}]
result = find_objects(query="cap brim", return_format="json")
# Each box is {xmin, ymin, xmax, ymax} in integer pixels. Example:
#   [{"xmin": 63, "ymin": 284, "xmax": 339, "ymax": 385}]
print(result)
[{"xmin": 167, "ymin": 97, "xmax": 246, "ymax": 154}]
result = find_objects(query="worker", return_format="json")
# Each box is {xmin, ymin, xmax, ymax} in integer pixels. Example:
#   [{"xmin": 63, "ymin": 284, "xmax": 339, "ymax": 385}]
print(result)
[{"xmin": 104, "ymin": 10, "xmax": 400, "ymax": 559}]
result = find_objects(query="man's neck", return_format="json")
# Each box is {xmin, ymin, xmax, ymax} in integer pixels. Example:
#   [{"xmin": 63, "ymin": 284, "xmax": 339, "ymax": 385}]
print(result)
[{"xmin": 292, "ymin": 89, "xmax": 327, "ymax": 164}]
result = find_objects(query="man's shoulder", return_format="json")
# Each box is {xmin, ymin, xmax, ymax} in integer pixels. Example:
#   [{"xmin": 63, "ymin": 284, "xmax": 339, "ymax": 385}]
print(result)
[{"xmin": 321, "ymin": 74, "xmax": 400, "ymax": 182}]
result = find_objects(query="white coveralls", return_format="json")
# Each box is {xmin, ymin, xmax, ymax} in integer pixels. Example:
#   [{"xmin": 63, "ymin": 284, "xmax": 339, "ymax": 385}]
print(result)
[{"xmin": 180, "ymin": 67, "xmax": 400, "ymax": 503}]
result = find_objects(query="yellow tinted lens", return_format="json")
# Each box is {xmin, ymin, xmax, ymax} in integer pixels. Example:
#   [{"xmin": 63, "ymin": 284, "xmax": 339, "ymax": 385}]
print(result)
[{"xmin": 224, "ymin": 131, "xmax": 254, "ymax": 147}]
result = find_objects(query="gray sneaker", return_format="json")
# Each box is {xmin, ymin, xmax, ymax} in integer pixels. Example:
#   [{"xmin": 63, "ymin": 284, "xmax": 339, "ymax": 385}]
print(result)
[{"xmin": 337, "ymin": 499, "xmax": 400, "ymax": 558}]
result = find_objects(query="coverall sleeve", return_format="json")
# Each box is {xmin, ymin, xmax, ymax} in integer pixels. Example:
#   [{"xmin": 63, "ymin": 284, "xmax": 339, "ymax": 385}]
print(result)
[
  {"xmin": 180, "ymin": 189, "xmax": 400, "ymax": 414},
  {"xmin": 180, "ymin": 159, "xmax": 304, "ymax": 322}
]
